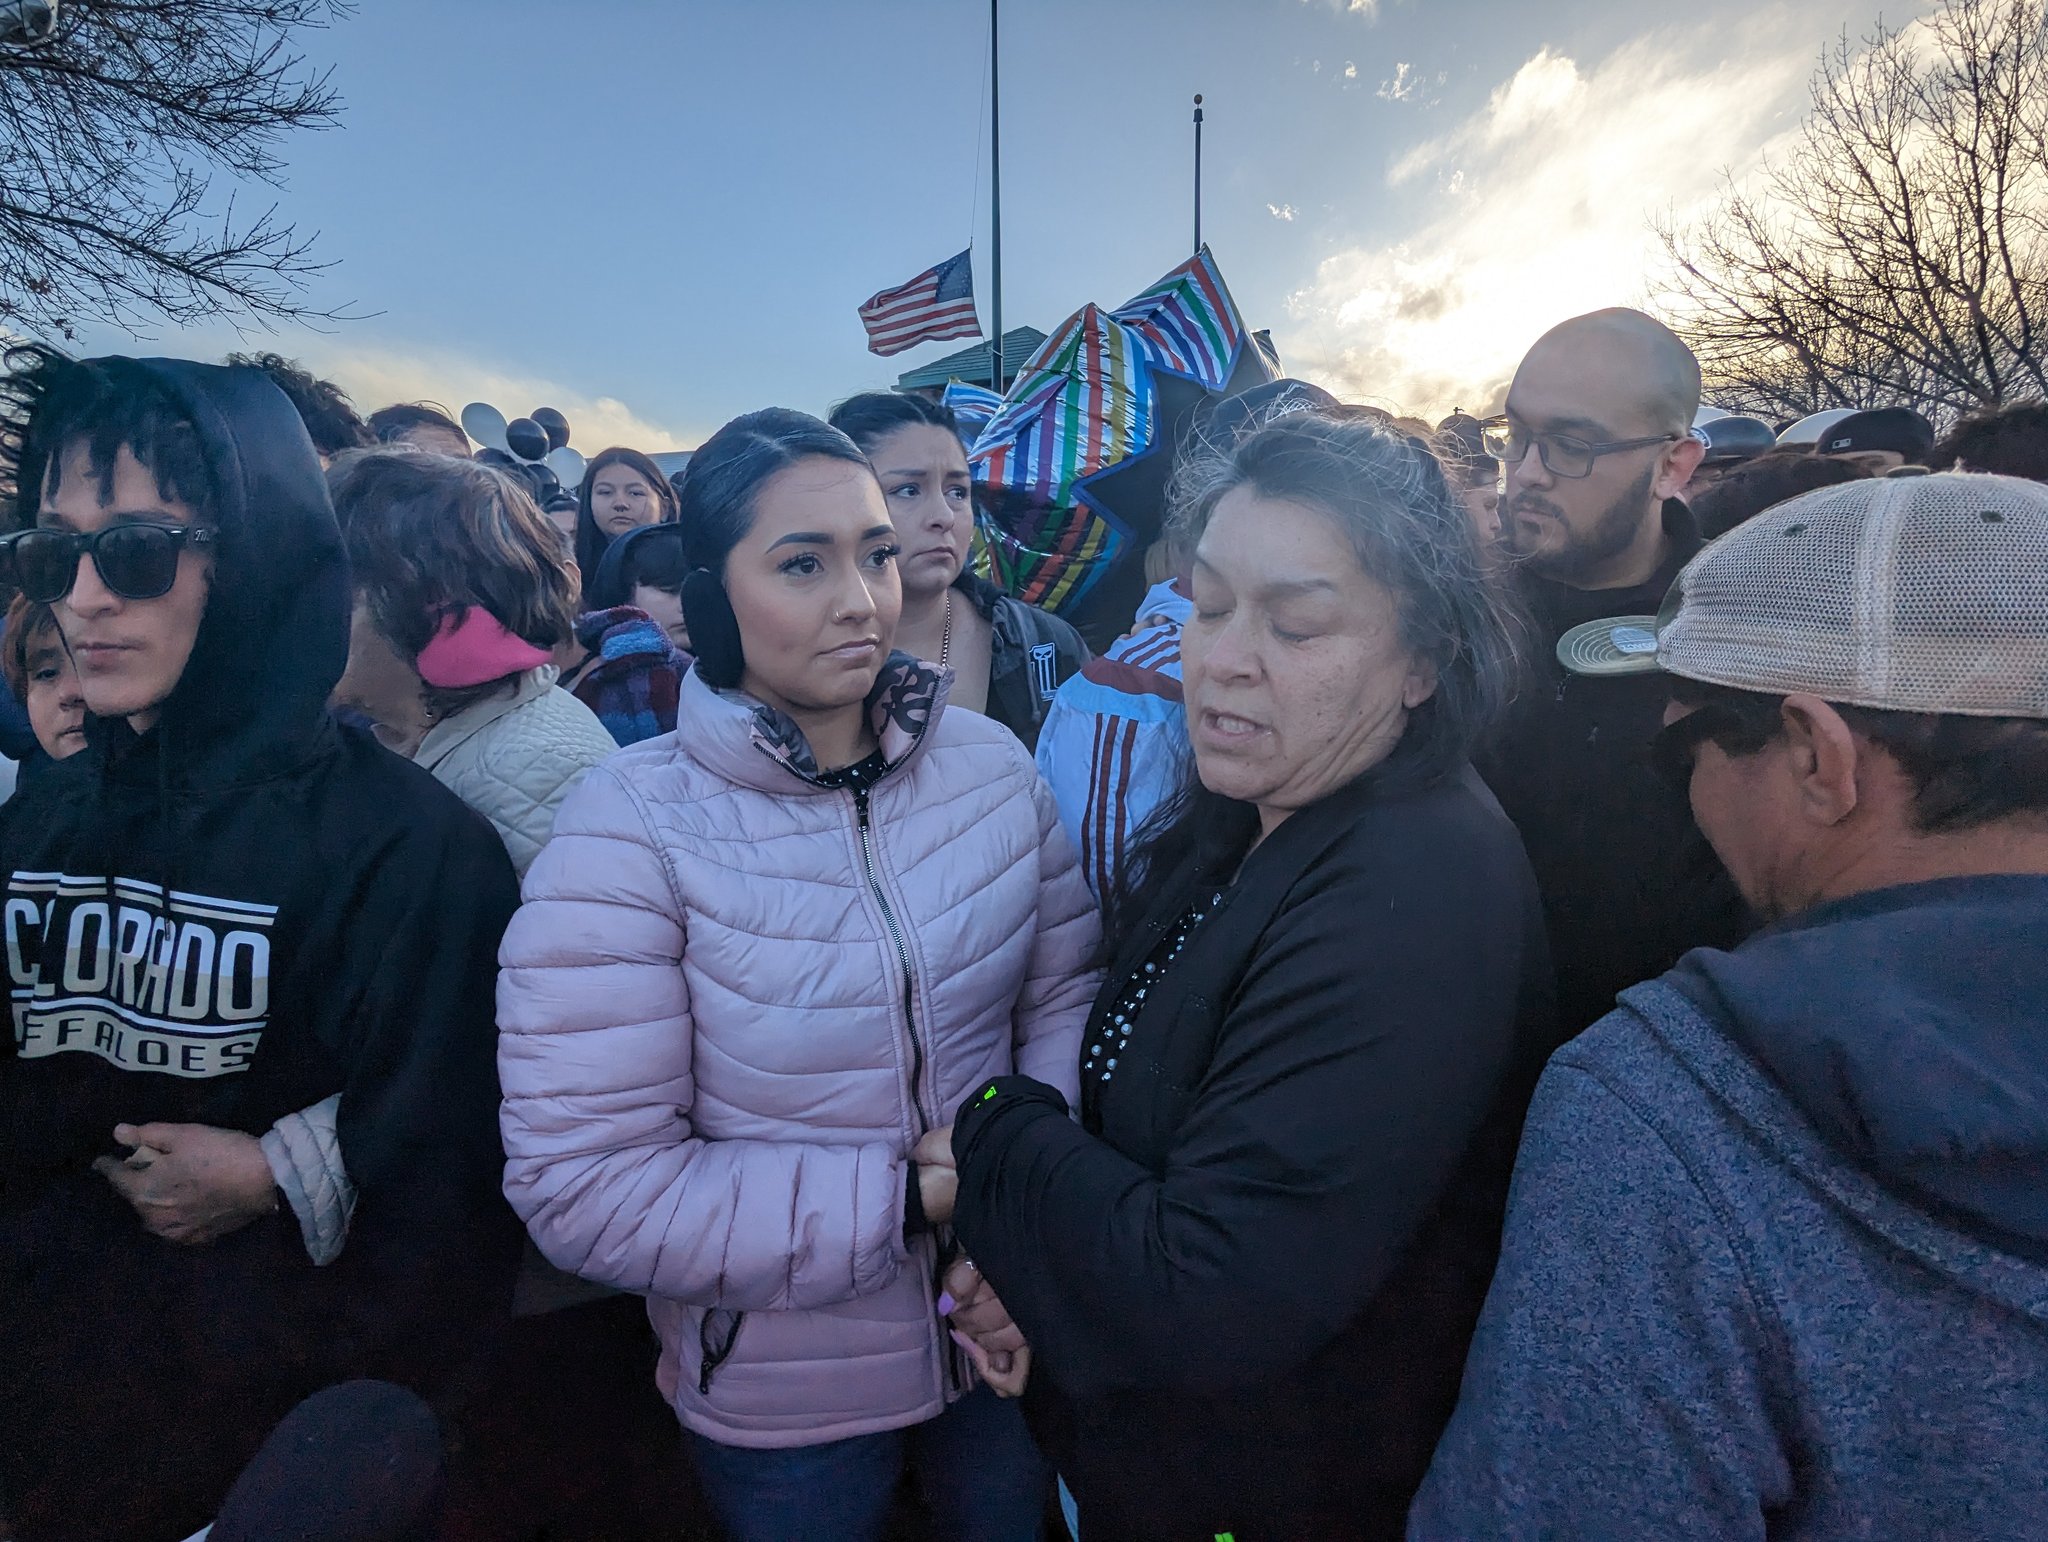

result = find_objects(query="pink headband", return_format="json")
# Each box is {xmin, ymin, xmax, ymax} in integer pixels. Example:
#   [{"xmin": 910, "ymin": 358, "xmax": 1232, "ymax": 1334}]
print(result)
[{"xmin": 415, "ymin": 607, "xmax": 551, "ymax": 689}]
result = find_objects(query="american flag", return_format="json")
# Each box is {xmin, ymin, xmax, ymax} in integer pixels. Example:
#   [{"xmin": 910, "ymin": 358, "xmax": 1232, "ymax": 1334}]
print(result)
[{"xmin": 859, "ymin": 250, "xmax": 981, "ymax": 357}]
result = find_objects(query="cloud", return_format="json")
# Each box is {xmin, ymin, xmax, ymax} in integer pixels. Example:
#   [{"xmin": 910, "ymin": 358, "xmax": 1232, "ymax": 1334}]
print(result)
[
  {"xmin": 1344, "ymin": 62, "xmax": 1359, "ymax": 81},
  {"xmin": 1268, "ymin": 202, "xmax": 1299, "ymax": 221},
  {"xmin": 288, "ymin": 337, "xmax": 705, "ymax": 450},
  {"xmin": 1276, "ymin": 15, "xmax": 1826, "ymax": 418},
  {"xmin": 1300, "ymin": 0, "xmax": 1380, "ymax": 18},
  {"xmin": 1378, "ymin": 62, "xmax": 1448, "ymax": 107}
]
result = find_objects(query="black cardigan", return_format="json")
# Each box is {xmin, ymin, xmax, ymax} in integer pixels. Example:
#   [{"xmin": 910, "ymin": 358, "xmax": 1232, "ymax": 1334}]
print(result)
[
  {"xmin": 951, "ymin": 766, "xmax": 1554, "ymax": 1542},
  {"xmin": 955, "ymin": 572, "xmax": 1090, "ymax": 752}
]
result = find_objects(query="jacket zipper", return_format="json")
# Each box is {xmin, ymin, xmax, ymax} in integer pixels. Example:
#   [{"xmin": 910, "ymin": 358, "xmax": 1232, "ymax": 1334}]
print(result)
[
  {"xmin": 852, "ymin": 783, "xmax": 928, "ymax": 1133},
  {"xmin": 850, "ymin": 783, "xmax": 961, "ymax": 1396},
  {"xmin": 698, "ymin": 1308, "xmax": 745, "ymax": 1395}
]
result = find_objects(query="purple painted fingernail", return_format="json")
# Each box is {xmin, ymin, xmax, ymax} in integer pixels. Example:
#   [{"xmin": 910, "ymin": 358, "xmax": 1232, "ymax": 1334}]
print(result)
[
  {"xmin": 937, "ymin": 1291, "xmax": 956, "ymax": 1317},
  {"xmin": 949, "ymin": 1329, "xmax": 972, "ymax": 1351}
]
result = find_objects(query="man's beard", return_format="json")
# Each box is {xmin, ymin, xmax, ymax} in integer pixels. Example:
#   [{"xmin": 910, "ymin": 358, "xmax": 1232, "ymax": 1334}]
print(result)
[{"xmin": 1509, "ymin": 462, "xmax": 1658, "ymax": 585}]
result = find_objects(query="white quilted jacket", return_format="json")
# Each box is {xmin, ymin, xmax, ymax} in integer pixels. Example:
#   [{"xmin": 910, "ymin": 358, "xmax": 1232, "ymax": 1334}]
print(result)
[{"xmin": 414, "ymin": 667, "xmax": 618, "ymax": 877}]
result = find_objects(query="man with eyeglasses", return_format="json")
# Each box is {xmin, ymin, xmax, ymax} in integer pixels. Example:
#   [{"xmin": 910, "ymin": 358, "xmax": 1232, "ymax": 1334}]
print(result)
[
  {"xmin": 1474, "ymin": 308, "xmax": 1750, "ymax": 1048},
  {"xmin": 1414, "ymin": 472, "xmax": 2048, "ymax": 1541},
  {"xmin": 0, "ymin": 350, "xmax": 521, "ymax": 1542}
]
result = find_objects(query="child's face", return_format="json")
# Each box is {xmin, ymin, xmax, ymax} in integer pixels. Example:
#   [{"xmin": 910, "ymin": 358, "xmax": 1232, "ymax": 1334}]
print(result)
[
  {"xmin": 630, "ymin": 582, "xmax": 691, "ymax": 651},
  {"xmin": 39, "ymin": 444, "xmax": 213, "ymax": 732},
  {"xmin": 23, "ymin": 623, "xmax": 86, "ymax": 760}
]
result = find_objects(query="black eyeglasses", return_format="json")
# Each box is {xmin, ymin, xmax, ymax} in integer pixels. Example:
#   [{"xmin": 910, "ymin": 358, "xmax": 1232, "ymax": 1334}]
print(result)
[
  {"xmin": 1480, "ymin": 417, "xmax": 1680, "ymax": 480},
  {"xmin": 4, "ymin": 523, "xmax": 217, "ymax": 604}
]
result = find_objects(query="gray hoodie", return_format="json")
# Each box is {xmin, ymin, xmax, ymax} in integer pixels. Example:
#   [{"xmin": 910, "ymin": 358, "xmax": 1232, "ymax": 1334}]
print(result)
[{"xmin": 1410, "ymin": 875, "xmax": 2048, "ymax": 1541}]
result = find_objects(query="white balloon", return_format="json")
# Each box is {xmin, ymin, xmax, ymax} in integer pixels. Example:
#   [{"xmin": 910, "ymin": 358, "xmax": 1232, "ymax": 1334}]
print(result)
[
  {"xmin": 545, "ymin": 445, "xmax": 587, "ymax": 486},
  {"xmin": 1693, "ymin": 406, "xmax": 1730, "ymax": 426},
  {"xmin": 459, "ymin": 402, "xmax": 510, "ymax": 453}
]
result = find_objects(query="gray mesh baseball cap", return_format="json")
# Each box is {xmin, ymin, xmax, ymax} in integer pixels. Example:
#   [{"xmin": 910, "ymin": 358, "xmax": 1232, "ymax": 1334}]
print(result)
[{"xmin": 1656, "ymin": 471, "xmax": 2048, "ymax": 718}]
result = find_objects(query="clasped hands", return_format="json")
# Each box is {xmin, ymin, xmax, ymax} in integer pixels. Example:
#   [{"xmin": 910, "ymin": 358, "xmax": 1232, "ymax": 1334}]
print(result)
[
  {"xmin": 92, "ymin": 1121, "xmax": 278, "ymax": 1246},
  {"xmin": 913, "ymin": 1123, "xmax": 1031, "ymax": 1399}
]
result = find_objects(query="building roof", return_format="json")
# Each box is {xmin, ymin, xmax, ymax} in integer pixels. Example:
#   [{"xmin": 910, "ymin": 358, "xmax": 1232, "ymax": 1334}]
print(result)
[{"xmin": 894, "ymin": 327, "xmax": 1047, "ymax": 391}]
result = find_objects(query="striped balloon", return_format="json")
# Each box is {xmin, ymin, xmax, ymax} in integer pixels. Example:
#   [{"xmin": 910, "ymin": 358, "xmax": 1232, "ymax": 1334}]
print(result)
[
  {"xmin": 1111, "ymin": 246, "xmax": 1243, "ymax": 390},
  {"xmin": 969, "ymin": 248, "xmax": 1260, "ymax": 612},
  {"xmin": 939, "ymin": 381, "xmax": 1005, "ymax": 446}
]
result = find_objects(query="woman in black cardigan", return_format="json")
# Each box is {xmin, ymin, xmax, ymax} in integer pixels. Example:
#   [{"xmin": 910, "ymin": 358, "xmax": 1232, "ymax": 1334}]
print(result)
[{"xmin": 926, "ymin": 412, "xmax": 1554, "ymax": 1541}]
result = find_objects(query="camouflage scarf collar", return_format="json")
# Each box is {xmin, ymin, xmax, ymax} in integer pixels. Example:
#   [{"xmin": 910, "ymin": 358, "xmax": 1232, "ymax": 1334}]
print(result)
[{"xmin": 723, "ymin": 650, "xmax": 946, "ymax": 783}]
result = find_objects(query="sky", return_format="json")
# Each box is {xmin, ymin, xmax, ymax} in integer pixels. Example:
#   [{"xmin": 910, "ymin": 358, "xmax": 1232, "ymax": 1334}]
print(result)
[{"xmin": 68, "ymin": 0, "xmax": 1927, "ymax": 451}]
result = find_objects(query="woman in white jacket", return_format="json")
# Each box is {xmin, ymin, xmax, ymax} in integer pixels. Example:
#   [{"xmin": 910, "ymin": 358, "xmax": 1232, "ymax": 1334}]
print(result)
[
  {"xmin": 327, "ymin": 447, "xmax": 665, "ymax": 1535},
  {"xmin": 294, "ymin": 448, "xmax": 616, "ymax": 1249},
  {"xmin": 329, "ymin": 449, "xmax": 616, "ymax": 876}
]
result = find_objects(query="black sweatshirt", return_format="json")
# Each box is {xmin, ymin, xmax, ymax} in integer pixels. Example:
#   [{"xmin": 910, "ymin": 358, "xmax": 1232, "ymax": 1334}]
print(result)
[
  {"xmin": 1476, "ymin": 499, "xmax": 1752, "ymax": 1042},
  {"xmin": 0, "ymin": 359, "xmax": 522, "ymax": 1542},
  {"xmin": 950, "ymin": 767, "xmax": 1554, "ymax": 1542}
]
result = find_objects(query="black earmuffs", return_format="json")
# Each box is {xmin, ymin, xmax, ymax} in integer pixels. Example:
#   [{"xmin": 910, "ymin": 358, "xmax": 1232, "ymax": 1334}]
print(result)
[{"xmin": 681, "ymin": 567, "xmax": 744, "ymax": 688}]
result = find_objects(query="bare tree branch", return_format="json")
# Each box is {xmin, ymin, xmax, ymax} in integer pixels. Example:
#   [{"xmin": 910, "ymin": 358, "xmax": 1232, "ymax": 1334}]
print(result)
[
  {"xmin": 0, "ymin": 0, "xmax": 352, "ymax": 340},
  {"xmin": 1654, "ymin": 0, "xmax": 2048, "ymax": 425}
]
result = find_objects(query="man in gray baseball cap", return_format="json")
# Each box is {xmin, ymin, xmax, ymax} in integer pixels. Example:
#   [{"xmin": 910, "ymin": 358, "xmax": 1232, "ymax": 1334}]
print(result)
[{"xmin": 1415, "ymin": 471, "xmax": 2048, "ymax": 1541}]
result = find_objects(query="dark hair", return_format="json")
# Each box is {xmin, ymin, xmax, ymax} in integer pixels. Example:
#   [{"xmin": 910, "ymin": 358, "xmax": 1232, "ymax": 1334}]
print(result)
[
  {"xmin": 1107, "ymin": 411, "xmax": 1520, "ymax": 944},
  {"xmin": 367, "ymin": 401, "xmax": 468, "ymax": 450},
  {"xmin": 575, "ymin": 446, "xmax": 681, "ymax": 579},
  {"xmin": 1928, "ymin": 400, "xmax": 2048, "ymax": 482},
  {"xmin": 675, "ymin": 409, "xmax": 874, "ymax": 574},
  {"xmin": 328, "ymin": 449, "xmax": 576, "ymax": 716},
  {"xmin": 224, "ymin": 352, "xmax": 371, "ymax": 459},
  {"xmin": 1691, "ymin": 450, "xmax": 1875, "ymax": 540},
  {"xmin": 0, "ymin": 344, "xmax": 212, "ymax": 531},
  {"xmin": 2, "ymin": 592, "xmax": 58, "ymax": 703},
  {"xmin": 583, "ymin": 523, "xmax": 691, "ymax": 612},
  {"xmin": 826, "ymin": 391, "xmax": 959, "ymax": 456},
  {"xmin": 1669, "ymin": 678, "xmax": 2048, "ymax": 833},
  {"xmin": 619, "ymin": 524, "xmax": 689, "ymax": 593}
]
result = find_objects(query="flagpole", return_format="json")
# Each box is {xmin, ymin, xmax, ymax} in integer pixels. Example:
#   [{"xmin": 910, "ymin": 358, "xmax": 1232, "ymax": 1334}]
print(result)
[
  {"xmin": 989, "ymin": 0, "xmax": 1004, "ymax": 392},
  {"xmin": 1193, "ymin": 94, "xmax": 1204, "ymax": 254}
]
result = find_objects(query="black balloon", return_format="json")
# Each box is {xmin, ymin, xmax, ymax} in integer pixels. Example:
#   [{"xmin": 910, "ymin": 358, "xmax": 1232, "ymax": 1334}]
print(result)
[
  {"xmin": 531, "ymin": 406, "xmax": 570, "ymax": 450},
  {"xmin": 474, "ymin": 446, "xmax": 519, "ymax": 468},
  {"xmin": 505, "ymin": 417, "xmax": 550, "ymax": 461}
]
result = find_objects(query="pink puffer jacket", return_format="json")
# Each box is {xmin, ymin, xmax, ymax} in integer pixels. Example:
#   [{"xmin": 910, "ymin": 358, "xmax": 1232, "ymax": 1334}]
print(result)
[{"xmin": 497, "ymin": 656, "xmax": 1099, "ymax": 1448}]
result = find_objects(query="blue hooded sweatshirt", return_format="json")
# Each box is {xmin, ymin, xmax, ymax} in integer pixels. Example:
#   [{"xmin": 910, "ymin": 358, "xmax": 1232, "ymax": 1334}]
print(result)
[{"xmin": 1411, "ymin": 875, "xmax": 2048, "ymax": 1541}]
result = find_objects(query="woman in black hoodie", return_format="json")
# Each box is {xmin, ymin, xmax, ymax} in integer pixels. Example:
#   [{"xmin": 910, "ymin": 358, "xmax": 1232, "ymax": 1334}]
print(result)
[
  {"xmin": 933, "ymin": 412, "xmax": 1554, "ymax": 1541},
  {"xmin": 0, "ymin": 349, "xmax": 522, "ymax": 1542}
]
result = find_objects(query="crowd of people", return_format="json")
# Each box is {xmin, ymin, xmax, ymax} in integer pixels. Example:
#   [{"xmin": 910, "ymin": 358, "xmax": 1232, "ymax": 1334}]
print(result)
[{"xmin": 0, "ymin": 308, "xmax": 2040, "ymax": 1542}]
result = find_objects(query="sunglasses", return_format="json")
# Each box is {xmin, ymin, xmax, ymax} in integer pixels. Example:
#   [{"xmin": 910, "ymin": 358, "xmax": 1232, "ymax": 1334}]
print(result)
[
  {"xmin": 1652, "ymin": 698, "xmax": 1782, "ymax": 793},
  {"xmin": 4, "ymin": 523, "xmax": 216, "ymax": 604}
]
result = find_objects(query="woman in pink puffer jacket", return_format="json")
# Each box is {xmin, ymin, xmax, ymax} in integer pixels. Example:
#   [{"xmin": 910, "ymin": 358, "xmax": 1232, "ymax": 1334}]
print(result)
[{"xmin": 496, "ymin": 409, "xmax": 1099, "ymax": 1542}]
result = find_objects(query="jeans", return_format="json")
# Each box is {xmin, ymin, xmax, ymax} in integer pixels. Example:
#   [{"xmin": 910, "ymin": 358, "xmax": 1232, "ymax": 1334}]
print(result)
[{"xmin": 688, "ymin": 1383, "xmax": 1048, "ymax": 1542}]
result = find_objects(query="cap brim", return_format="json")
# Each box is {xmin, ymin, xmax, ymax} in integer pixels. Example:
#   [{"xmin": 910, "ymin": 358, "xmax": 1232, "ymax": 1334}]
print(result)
[{"xmin": 1556, "ymin": 616, "xmax": 1664, "ymax": 677}]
